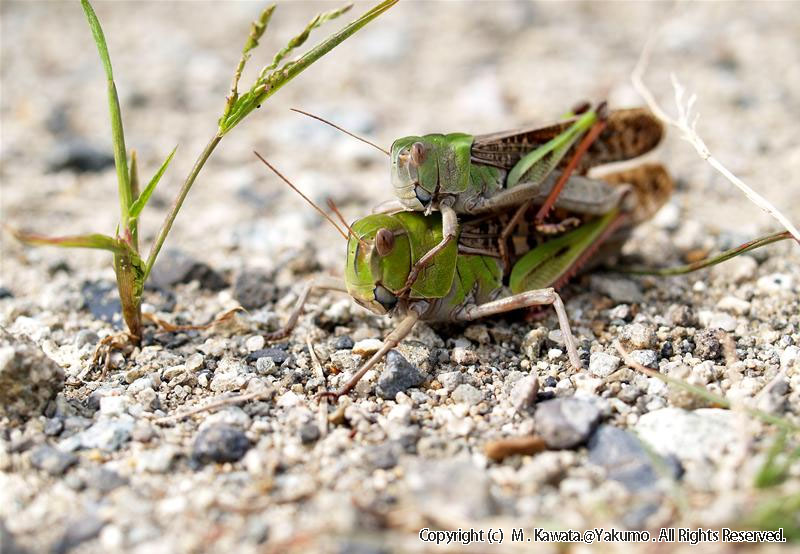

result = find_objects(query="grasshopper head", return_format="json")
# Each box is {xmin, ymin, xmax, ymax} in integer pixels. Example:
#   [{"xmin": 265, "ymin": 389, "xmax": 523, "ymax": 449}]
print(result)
[
  {"xmin": 390, "ymin": 136, "xmax": 441, "ymax": 212},
  {"xmin": 345, "ymin": 214, "xmax": 411, "ymax": 315}
]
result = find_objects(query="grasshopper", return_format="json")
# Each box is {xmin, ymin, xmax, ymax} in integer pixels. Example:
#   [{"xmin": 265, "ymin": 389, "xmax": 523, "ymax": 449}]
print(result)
[
  {"xmin": 256, "ymin": 153, "xmax": 673, "ymax": 399},
  {"xmin": 295, "ymin": 103, "xmax": 664, "ymax": 293}
]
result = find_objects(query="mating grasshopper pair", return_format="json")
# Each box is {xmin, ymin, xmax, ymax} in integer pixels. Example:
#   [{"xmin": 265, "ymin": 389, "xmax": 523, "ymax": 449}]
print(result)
[{"xmin": 259, "ymin": 103, "xmax": 676, "ymax": 398}]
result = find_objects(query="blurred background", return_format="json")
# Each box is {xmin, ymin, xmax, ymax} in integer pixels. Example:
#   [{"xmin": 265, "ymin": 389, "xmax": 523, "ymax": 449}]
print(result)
[{"xmin": 2, "ymin": 1, "xmax": 798, "ymax": 283}]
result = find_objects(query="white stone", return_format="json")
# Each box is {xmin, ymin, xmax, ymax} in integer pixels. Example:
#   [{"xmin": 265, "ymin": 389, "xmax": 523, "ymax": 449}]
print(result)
[{"xmin": 589, "ymin": 352, "xmax": 620, "ymax": 377}]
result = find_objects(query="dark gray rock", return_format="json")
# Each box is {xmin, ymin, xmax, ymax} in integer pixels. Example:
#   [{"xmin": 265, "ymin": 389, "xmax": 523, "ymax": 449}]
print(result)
[
  {"xmin": 81, "ymin": 280, "xmax": 122, "ymax": 327},
  {"xmin": 87, "ymin": 468, "xmax": 128, "ymax": 493},
  {"xmin": 0, "ymin": 332, "xmax": 65, "ymax": 421},
  {"xmin": 150, "ymin": 249, "xmax": 226, "ymax": 291},
  {"xmin": 233, "ymin": 269, "xmax": 278, "ymax": 309},
  {"xmin": 192, "ymin": 424, "xmax": 250, "ymax": 465},
  {"xmin": 334, "ymin": 336, "xmax": 355, "ymax": 350},
  {"xmin": 588, "ymin": 425, "xmax": 681, "ymax": 492},
  {"xmin": 376, "ymin": 350, "xmax": 424, "ymax": 400},
  {"xmin": 46, "ymin": 140, "xmax": 114, "ymax": 173},
  {"xmin": 44, "ymin": 418, "xmax": 64, "ymax": 437},
  {"xmin": 52, "ymin": 514, "xmax": 105, "ymax": 554},
  {"xmin": 0, "ymin": 287, "xmax": 13, "ymax": 299},
  {"xmin": 30, "ymin": 445, "xmax": 78, "ymax": 475},
  {"xmin": 534, "ymin": 397, "xmax": 601, "ymax": 449},
  {"xmin": 299, "ymin": 423, "xmax": 320, "ymax": 444},
  {"xmin": 247, "ymin": 348, "xmax": 289, "ymax": 365},
  {"xmin": 367, "ymin": 442, "xmax": 399, "ymax": 470}
]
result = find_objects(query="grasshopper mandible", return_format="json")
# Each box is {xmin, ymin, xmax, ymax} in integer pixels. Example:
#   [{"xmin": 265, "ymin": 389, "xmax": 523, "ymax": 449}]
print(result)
[{"xmin": 255, "ymin": 153, "xmax": 673, "ymax": 399}]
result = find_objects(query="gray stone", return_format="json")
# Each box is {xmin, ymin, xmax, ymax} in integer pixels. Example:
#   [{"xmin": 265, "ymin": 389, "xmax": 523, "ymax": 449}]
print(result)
[
  {"xmin": 367, "ymin": 442, "xmax": 399, "ymax": 470},
  {"xmin": 522, "ymin": 328, "xmax": 548, "ymax": 360},
  {"xmin": 299, "ymin": 423, "xmax": 321, "ymax": 444},
  {"xmin": 694, "ymin": 329, "xmax": 724, "ymax": 361},
  {"xmin": 0, "ymin": 332, "xmax": 64, "ymax": 421},
  {"xmin": 78, "ymin": 418, "xmax": 134, "ymax": 452},
  {"xmin": 451, "ymin": 383, "xmax": 483, "ymax": 406},
  {"xmin": 438, "ymin": 371, "xmax": 464, "ymax": 392},
  {"xmin": 376, "ymin": 350, "xmax": 424, "ymax": 400},
  {"xmin": 620, "ymin": 323, "xmax": 656, "ymax": 350},
  {"xmin": 629, "ymin": 349, "xmax": 659, "ymax": 369},
  {"xmin": 407, "ymin": 459, "xmax": 497, "ymax": 520},
  {"xmin": 233, "ymin": 269, "xmax": 277, "ymax": 309},
  {"xmin": 510, "ymin": 375, "xmax": 539, "ymax": 411},
  {"xmin": 87, "ymin": 468, "xmax": 128, "ymax": 493},
  {"xmin": 192, "ymin": 424, "xmax": 250, "ymax": 465},
  {"xmin": 81, "ymin": 280, "xmax": 121, "ymax": 326},
  {"xmin": 590, "ymin": 275, "xmax": 643, "ymax": 304},
  {"xmin": 52, "ymin": 513, "xmax": 105, "ymax": 554},
  {"xmin": 74, "ymin": 329, "xmax": 99, "ymax": 348},
  {"xmin": 588, "ymin": 425, "xmax": 681, "ymax": 492},
  {"xmin": 247, "ymin": 348, "xmax": 289, "ymax": 365},
  {"xmin": 30, "ymin": 445, "xmax": 77, "ymax": 475},
  {"xmin": 534, "ymin": 397, "xmax": 601, "ymax": 449},
  {"xmin": 635, "ymin": 408, "xmax": 738, "ymax": 463},
  {"xmin": 150, "ymin": 249, "xmax": 226, "ymax": 291},
  {"xmin": 667, "ymin": 304, "xmax": 696, "ymax": 327},
  {"xmin": 589, "ymin": 352, "xmax": 620, "ymax": 377}
]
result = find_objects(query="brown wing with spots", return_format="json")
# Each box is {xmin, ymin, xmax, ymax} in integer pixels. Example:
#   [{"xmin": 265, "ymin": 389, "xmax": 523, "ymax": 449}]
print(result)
[{"xmin": 471, "ymin": 108, "xmax": 664, "ymax": 174}]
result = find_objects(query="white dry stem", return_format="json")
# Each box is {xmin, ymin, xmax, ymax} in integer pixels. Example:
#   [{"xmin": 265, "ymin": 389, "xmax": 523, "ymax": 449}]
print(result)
[{"xmin": 632, "ymin": 32, "xmax": 800, "ymax": 244}]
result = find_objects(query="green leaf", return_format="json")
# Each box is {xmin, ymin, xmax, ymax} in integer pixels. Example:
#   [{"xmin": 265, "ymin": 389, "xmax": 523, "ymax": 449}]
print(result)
[
  {"xmin": 80, "ymin": 0, "xmax": 132, "ymax": 227},
  {"xmin": 10, "ymin": 229, "xmax": 128, "ymax": 254},
  {"xmin": 129, "ymin": 146, "xmax": 177, "ymax": 219}
]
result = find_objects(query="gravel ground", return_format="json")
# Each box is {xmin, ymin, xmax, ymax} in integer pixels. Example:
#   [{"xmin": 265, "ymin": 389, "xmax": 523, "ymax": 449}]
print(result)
[{"xmin": 1, "ymin": 1, "xmax": 799, "ymax": 553}]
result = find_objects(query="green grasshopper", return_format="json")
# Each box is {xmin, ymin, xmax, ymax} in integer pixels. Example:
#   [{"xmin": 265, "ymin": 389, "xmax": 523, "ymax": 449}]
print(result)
[
  {"xmin": 295, "ymin": 104, "xmax": 664, "ymax": 292},
  {"xmin": 256, "ymin": 153, "xmax": 674, "ymax": 399}
]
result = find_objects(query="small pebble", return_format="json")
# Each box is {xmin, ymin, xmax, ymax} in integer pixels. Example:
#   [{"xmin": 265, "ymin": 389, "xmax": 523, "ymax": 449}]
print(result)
[
  {"xmin": 247, "ymin": 348, "xmax": 289, "ymax": 365},
  {"xmin": 353, "ymin": 339, "xmax": 383, "ymax": 356},
  {"xmin": 707, "ymin": 313, "xmax": 737, "ymax": 332},
  {"xmin": 717, "ymin": 296, "xmax": 750, "ymax": 315},
  {"xmin": 694, "ymin": 329, "xmax": 724, "ymax": 361},
  {"xmin": 629, "ymin": 349, "xmax": 658, "ymax": 369},
  {"xmin": 191, "ymin": 424, "xmax": 250, "ymax": 465},
  {"xmin": 30, "ymin": 445, "xmax": 77, "ymax": 475},
  {"xmin": 620, "ymin": 323, "xmax": 656, "ymax": 350},
  {"xmin": 667, "ymin": 305, "xmax": 695, "ymax": 327},
  {"xmin": 510, "ymin": 376, "xmax": 539, "ymax": 411},
  {"xmin": 438, "ymin": 371, "xmax": 464, "ymax": 392},
  {"xmin": 245, "ymin": 335, "xmax": 266, "ymax": 352},
  {"xmin": 334, "ymin": 336, "xmax": 354, "ymax": 350},
  {"xmin": 589, "ymin": 352, "xmax": 620, "ymax": 377},
  {"xmin": 451, "ymin": 383, "xmax": 482, "ymax": 406},
  {"xmin": 99, "ymin": 395, "xmax": 130, "ymax": 417},
  {"xmin": 376, "ymin": 350, "xmax": 424, "ymax": 400},
  {"xmin": 534, "ymin": 397, "xmax": 601, "ymax": 449},
  {"xmin": 299, "ymin": 423, "xmax": 321, "ymax": 444},
  {"xmin": 522, "ymin": 328, "xmax": 548, "ymax": 359},
  {"xmin": 451, "ymin": 347, "xmax": 478, "ymax": 365},
  {"xmin": 757, "ymin": 273, "xmax": 793, "ymax": 293}
]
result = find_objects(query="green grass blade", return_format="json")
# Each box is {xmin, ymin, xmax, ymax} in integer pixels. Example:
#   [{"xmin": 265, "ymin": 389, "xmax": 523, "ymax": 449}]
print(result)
[
  {"xmin": 222, "ymin": 4, "xmax": 277, "ymax": 122},
  {"xmin": 10, "ymin": 229, "xmax": 127, "ymax": 254},
  {"xmin": 129, "ymin": 145, "xmax": 177, "ymax": 219},
  {"xmin": 617, "ymin": 230, "xmax": 792, "ymax": 276},
  {"xmin": 219, "ymin": 0, "xmax": 398, "ymax": 134},
  {"xmin": 80, "ymin": 0, "xmax": 131, "ymax": 227},
  {"xmin": 261, "ymin": 3, "xmax": 353, "ymax": 77}
]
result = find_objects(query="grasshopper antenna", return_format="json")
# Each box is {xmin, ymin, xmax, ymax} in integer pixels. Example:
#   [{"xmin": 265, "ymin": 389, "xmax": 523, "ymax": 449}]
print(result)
[
  {"xmin": 253, "ymin": 151, "xmax": 349, "ymax": 242},
  {"xmin": 290, "ymin": 108, "xmax": 390, "ymax": 156},
  {"xmin": 327, "ymin": 198, "xmax": 368, "ymax": 248}
]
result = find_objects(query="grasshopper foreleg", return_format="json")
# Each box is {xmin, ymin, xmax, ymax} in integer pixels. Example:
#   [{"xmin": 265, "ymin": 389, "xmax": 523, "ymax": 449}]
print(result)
[
  {"xmin": 263, "ymin": 275, "xmax": 348, "ymax": 341},
  {"xmin": 397, "ymin": 199, "xmax": 458, "ymax": 296},
  {"xmin": 318, "ymin": 304, "xmax": 424, "ymax": 400},
  {"xmin": 457, "ymin": 288, "xmax": 581, "ymax": 369}
]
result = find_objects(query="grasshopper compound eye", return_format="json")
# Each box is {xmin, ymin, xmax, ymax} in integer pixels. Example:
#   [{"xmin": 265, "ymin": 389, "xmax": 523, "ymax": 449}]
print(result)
[
  {"xmin": 410, "ymin": 142, "xmax": 426, "ymax": 166},
  {"xmin": 375, "ymin": 228, "xmax": 395, "ymax": 256},
  {"xmin": 373, "ymin": 284, "xmax": 397, "ymax": 311}
]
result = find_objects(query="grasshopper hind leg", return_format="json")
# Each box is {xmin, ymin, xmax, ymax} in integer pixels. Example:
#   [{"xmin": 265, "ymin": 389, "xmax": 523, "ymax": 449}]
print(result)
[{"xmin": 456, "ymin": 288, "xmax": 581, "ymax": 369}]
